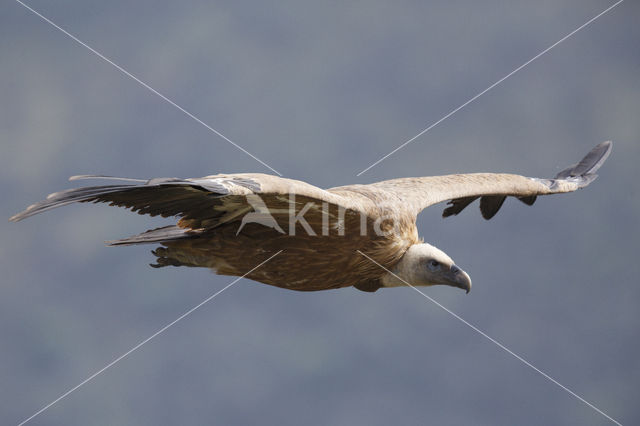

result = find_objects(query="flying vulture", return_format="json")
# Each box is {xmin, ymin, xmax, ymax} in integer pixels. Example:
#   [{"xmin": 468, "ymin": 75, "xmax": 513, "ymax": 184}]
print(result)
[{"xmin": 10, "ymin": 141, "xmax": 612, "ymax": 293}]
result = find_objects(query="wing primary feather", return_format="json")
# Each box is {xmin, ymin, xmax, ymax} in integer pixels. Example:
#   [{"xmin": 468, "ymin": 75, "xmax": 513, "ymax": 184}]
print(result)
[
  {"xmin": 9, "ymin": 185, "xmax": 136, "ymax": 222},
  {"xmin": 554, "ymin": 141, "xmax": 612, "ymax": 179},
  {"xmin": 479, "ymin": 195, "xmax": 507, "ymax": 220},
  {"xmin": 442, "ymin": 196, "xmax": 478, "ymax": 217},
  {"xmin": 517, "ymin": 195, "xmax": 537, "ymax": 206}
]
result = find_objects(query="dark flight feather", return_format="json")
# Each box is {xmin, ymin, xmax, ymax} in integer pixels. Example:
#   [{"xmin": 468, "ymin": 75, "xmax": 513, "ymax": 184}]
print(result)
[{"xmin": 479, "ymin": 195, "xmax": 507, "ymax": 220}]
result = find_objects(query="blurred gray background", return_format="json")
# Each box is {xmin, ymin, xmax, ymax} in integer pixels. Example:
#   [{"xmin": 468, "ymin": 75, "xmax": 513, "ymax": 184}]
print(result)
[{"xmin": 1, "ymin": 1, "xmax": 638, "ymax": 425}]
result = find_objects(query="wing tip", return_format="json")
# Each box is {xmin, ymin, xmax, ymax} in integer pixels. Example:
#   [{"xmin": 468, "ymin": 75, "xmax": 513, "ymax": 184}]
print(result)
[
  {"xmin": 554, "ymin": 140, "xmax": 613, "ymax": 180},
  {"xmin": 439, "ymin": 141, "xmax": 611, "ymax": 221},
  {"xmin": 9, "ymin": 204, "xmax": 39, "ymax": 222}
]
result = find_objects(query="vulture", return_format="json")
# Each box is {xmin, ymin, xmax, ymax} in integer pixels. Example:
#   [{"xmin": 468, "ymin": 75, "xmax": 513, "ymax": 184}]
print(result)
[{"xmin": 10, "ymin": 141, "xmax": 612, "ymax": 293}]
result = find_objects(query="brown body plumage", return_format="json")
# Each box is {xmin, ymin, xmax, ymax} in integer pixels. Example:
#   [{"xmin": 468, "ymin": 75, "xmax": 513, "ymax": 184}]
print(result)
[{"xmin": 152, "ymin": 191, "xmax": 419, "ymax": 292}]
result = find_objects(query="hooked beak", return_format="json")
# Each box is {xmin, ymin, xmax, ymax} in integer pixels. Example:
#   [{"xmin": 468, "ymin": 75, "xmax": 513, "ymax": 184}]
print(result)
[{"xmin": 448, "ymin": 264, "xmax": 472, "ymax": 294}]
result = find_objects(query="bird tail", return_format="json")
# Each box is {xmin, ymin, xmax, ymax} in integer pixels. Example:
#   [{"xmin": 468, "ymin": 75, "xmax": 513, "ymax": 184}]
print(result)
[{"xmin": 106, "ymin": 225, "xmax": 203, "ymax": 246}]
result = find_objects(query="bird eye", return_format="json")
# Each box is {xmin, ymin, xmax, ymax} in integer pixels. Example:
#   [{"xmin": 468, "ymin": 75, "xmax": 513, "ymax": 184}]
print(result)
[{"xmin": 427, "ymin": 259, "xmax": 440, "ymax": 271}]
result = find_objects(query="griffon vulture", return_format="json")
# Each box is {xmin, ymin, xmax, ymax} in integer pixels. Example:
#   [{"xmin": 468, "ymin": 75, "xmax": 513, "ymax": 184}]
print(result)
[{"xmin": 10, "ymin": 141, "xmax": 612, "ymax": 293}]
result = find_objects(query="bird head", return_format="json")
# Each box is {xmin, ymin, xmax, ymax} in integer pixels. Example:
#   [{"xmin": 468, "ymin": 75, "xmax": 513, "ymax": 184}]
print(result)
[{"xmin": 381, "ymin": 243, "xmax": 472, "ymax": 293}]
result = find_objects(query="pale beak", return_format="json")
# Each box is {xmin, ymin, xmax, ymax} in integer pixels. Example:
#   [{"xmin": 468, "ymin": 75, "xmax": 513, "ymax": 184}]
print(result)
[{"xmin": 448, "ymin": 264, "xmax": 472, "ymax": 294}]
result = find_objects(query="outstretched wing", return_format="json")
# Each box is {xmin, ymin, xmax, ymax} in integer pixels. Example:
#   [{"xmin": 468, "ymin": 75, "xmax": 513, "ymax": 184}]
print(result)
[
  {"xmin": 9, "ymin": 172, "xmax": 377, "ymax": 243},
  {"xmin": 366, "ymin": 141, "xmax": 612, "ymax": 220},
  {"xmin": 9, "ymin": 175, "xmax": 255, "ymax": 223}
]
